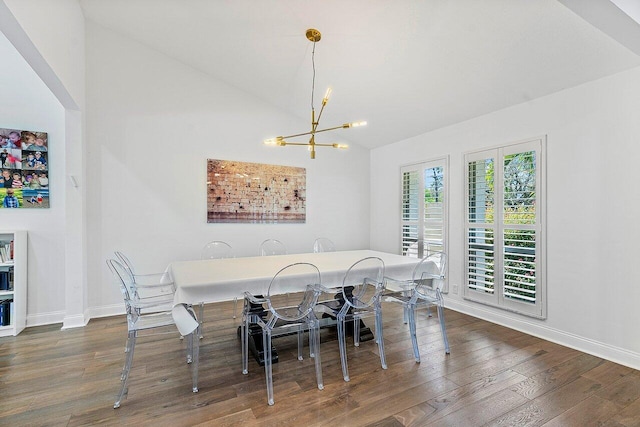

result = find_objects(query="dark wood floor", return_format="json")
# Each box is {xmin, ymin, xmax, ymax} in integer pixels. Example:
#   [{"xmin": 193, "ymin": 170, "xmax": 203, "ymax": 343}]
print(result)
[{"xmin": 1, "ymin": 301, "xmax": 639, "ymax": 427}]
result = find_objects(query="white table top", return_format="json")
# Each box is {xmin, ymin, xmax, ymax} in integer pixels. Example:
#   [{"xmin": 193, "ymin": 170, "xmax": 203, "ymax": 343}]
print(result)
[{"xmin": 170, "ymin": 250, "xmax": 420, "ymax": 305}]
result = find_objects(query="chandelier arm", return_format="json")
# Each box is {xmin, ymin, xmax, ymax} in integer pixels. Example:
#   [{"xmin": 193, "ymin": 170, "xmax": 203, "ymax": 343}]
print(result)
[
  {"xmin": 313, "ymin": 101, "xmax": 328, "ymax": 132},
  {"xmin": 280, "ymin": 131, "xmax": 315, "ymax": 140},
  {"xmin": 311, "ymin": 124, "xmax": 350, "ymax": 134},
  {"xmin": 310, "ymin": 142, "xmax": 340, "ymax": 147},
  {"xmin": 279, "ymin": 141, "xmax": 309, "ymax": 146},
  {"xmin": 278, "ymin": 141, "xmax": 345, "ymax": 148},
  {"xmin": 279, "ymin": 124, "xmax": 347, "ymax": 140}
]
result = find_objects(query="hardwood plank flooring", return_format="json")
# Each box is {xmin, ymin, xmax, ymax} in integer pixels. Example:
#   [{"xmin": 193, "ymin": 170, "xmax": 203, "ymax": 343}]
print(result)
[{"xmin": 0, "ymin": 301, "xmax": 638, "ymax": 426}]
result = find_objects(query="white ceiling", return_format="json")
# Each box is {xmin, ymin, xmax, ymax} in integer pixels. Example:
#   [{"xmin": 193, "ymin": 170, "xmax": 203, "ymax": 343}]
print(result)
[{"xmin": 79, "ymin": 0, "xmax": 640, "ymax": 149}]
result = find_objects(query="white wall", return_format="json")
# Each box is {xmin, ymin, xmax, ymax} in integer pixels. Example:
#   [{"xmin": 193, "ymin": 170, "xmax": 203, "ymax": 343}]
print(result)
[
  {"xmin": 85, "ymin": 22, "xmax": 371, "ymax": 313},
  {"xmin": 2, "ymin": 0, "xmax": 87, "ymax": 328},
  {"xmin": 371, "ymin": 66, "xmax": 640, "ymax": 369},
  {"xmin": 4, "ymin": 0, "xmax": 85, "ymax": 108},
  {"xmin": 0, "ymin": 32, "xmax": 67, "ymax": 324}
]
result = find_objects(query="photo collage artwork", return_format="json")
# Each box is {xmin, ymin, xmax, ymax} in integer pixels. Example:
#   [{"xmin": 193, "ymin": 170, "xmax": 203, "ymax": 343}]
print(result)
[{"xmin": 0, "ymin": 127, "xmax": 49, "ymax": 209}]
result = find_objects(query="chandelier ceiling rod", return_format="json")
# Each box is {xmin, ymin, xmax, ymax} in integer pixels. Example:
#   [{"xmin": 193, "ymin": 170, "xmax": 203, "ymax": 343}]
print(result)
[{"xmin": 263, "ymin": 28, "xmax": 366, "ymax": 159}]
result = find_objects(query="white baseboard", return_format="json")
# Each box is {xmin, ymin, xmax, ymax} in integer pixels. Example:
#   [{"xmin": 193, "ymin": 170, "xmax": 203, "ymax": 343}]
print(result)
[
  {"xmin": 25, "ymin": 304, "xmax": 124, "ymax": 331},
  {"xmin": 88, "ymin": 303, "xmax": 125, "ymax": 319},
  {"xmin": 445, "ymin": 299, "xmax": 640, "ymax": 371},
  {"xmin": 27, "ymin": 310, "xmax": 65, "ymax": 327},
  {"xmin": 61, "ymin": 312, "xmax": 89, "ymax": 329}
]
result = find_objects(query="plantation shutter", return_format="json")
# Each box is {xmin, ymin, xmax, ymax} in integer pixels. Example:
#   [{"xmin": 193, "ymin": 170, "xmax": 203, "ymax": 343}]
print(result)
[
  {"xmin": 464, "ymin": 138, "xmax": 545, "ymax": 318},
  {"xmin": 423, "ymin": 166, "xmax": 445, "ymax": 254},
  {"xmin": 401, "ymin": 159, "xmax": 447, "ymax": 259},
  {"xmin": 401, "ymin": 168, "xmax": 420, "ymax": 257},
  {"xmin": 465, "ymin": 153, "xmax": 497, "ymax": 305}
]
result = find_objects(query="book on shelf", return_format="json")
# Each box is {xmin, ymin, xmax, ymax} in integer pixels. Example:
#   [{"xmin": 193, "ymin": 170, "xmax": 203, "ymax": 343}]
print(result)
[
  {"xmin": 0, "ymin": 271, "xmax": 9, "ymax": 291},
  {"xmin": 0, "ymin": 299, "xmax": 11, "ymax": 326},
  {"xmin": 0, "ymin": 241, "xmax": 13, "ymax": 263}
]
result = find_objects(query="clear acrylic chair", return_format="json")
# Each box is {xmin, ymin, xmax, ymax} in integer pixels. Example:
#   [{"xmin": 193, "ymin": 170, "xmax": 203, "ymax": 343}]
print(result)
[
  {"xmin": 313, "ymin": 237, "xmax": 336, "ymax": 253},
  {"xmin": 106, "ymin": 258, "xmax": 199, "ymax": 409},
  {"xmin": 115, "ymin": 251, "xmax": 192, "ymax": 337},
  {"xmin": 319, "ymin": 256, "xmax": 386, "ymax": 382},
  {"xmin": 114, "ymin": 251, "xmax": 175, "ymax": 312},
  {"xmin": 241, "ymin": 262, "xmax": 324, "ymax": 406},
  {"xmin": 200, "ymin": 240, "xmax": 235, "ymax": 321},
  {"xmin": 259, "ymin": 239, "xmax": 287, "ymax": 256},
  {"xmin": 201, "ymin": 240, "xmax": 233, "ymax": 260},
  {"xmin": 384, "ymin": 252, "xmax": 449, "ymax": 362}
]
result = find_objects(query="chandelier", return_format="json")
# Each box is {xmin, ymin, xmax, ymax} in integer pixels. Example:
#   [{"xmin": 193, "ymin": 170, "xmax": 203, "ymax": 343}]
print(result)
[{"xmin": 264, "ymin": 28, "xmax": 366, "ymax": 159}]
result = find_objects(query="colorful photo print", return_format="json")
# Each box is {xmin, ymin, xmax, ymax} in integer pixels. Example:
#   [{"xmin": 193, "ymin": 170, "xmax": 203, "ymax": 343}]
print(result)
[
  {"xmin": 0, "ymin": 127, "xmax": 49, "ymax": 209},
  {"xmin": 0, "ymin": 148, "xmax": 21, "ymax": 169},
  {"xmin": 0, "ymin": 188, "xmax": 22, "ymax": 208},
  {"xmin": 22, "ymin": 151, "xmax": 48, "ymax": 170},
  {"xmin": 207, "ymin": 159, "xmax": 306, "ymax": 223}
]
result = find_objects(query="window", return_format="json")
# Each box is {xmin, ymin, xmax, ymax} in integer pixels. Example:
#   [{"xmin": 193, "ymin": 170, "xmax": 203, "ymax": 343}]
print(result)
[
  {"xmin": 401, "ymin": 158, "xmax": 448, "ymax": 259},
  {"xmin": 464, "ymin": 137, "xmax": 546, "ymax": 318}
]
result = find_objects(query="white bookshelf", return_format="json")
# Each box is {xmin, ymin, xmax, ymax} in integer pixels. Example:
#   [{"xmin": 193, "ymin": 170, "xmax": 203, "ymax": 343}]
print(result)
[{"xmin": 0, "ymin": 230, "xmax": 27, "ymax": 337}]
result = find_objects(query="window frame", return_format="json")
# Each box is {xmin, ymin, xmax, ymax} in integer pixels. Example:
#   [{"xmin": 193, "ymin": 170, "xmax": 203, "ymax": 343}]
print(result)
[{"xmin": 463, "ymin": 137, "xmax": 547, "ymax": 319}]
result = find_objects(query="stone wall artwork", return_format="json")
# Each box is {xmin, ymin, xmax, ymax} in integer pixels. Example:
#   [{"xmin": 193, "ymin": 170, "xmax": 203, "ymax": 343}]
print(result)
[{"xmin": 207, "ymin": 159, "xmax": 305, "ymax": 223}]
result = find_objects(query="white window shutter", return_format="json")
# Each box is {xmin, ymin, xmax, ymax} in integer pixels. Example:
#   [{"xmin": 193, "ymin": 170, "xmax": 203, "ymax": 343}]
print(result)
[{"xmin": 464, "ymin": 138, "xmax": 546, "ymax": 318}]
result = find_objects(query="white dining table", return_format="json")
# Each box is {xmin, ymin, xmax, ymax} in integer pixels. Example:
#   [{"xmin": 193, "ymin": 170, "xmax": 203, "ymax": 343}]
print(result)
[{"xmin": 169, "ymin": 250, "xmax": 421, "ymax": 306}]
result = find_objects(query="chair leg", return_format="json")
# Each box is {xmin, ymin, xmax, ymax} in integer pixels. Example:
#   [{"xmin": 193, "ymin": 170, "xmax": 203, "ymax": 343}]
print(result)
[
  {"xmin": 353, "ymin": 318, "xmax": 361, "ymax": 347},
  {"xmin": 309, "ymin": 327, "xmax": 315, "ymax": 358},
  {"xmin": 297, "ymin": 325, "xmax": 304, "ymax": 361},
  {"xmin": 310, "ymin": 319, "xmax": 324, "ymax": 390},
  {"xmin": 337, "ymin": 316, "xmax": 350, "ymax": 382},
  {"xmin": 115, "ymin": 330, "xmax": 136, "ymax": 409},
  {"xmin": 233, "ymin": 296, "xmax": 238, "ymax": 319},
  {"xmin": 408, "ymin": 304, "xmax": 420, "ymax": 363},
  {"xmin": 402, "ymin": 287, "xmax": 410, "ymax": 324},
  {"xmin": 263, "ymin": 329, "xmax": 275, "ymax": 405},
  {"xmin": 375, "ymin": 308, "xmax": 387, "ymax": 370},
  {"xmin": 436, "ymin": 304, "xmax": 450, "ymax": 354},
  {"xmin": 241, "ymin": 300, "xmax": 251, "ymax": 375},
  {"xmin": 120, "ymin": 333, "xmax": 133, "ymax": 380},
  {"xmin": 185, "ymin": 305, "xmax": 200, "ymax": 364},
  {"xmin": 191, "ymin": 330, "xmax": 199, "ymax": 392},
  {"xmin": 198, "ymin": 302, "xmax": 204, "ymax": 339},
  {"xmin": 186, "ymin": 333, "xmax": 193, "ymax": 364}
]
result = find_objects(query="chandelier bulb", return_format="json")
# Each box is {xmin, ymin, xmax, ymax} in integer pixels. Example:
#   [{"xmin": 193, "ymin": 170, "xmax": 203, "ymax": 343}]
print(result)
[{"xmin": 323, "ymin": 87, "xmax": 332, "ymax": 104}]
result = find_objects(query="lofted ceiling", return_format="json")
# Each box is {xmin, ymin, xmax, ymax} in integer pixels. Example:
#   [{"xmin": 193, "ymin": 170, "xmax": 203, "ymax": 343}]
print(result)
[{"xmin": 79, "ymin": 0, "xmax": 640, "ymax": 149}]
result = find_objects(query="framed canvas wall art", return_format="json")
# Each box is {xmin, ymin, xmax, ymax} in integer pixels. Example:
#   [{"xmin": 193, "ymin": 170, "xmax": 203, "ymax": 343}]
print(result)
[{"xmin": 207, "ymin": 159, "xmax": 305, "ymax": 223}]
